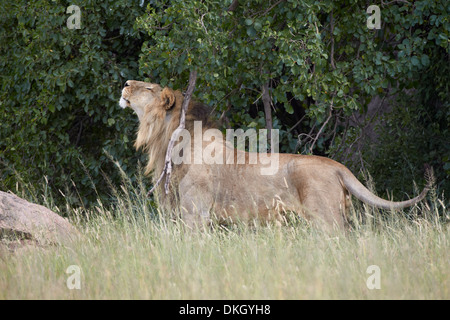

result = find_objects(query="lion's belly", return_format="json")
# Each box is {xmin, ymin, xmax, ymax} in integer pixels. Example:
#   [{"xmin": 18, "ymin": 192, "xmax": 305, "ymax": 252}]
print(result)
[{"xmin": 208, "ymin": 164, "xmax": 301, "ymax": 222}]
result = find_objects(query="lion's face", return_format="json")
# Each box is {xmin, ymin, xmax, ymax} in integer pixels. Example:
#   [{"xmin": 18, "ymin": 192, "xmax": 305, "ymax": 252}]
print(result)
[{"xmin": 120, "ymin": 80, "xmax": 168, "ymax": 120}]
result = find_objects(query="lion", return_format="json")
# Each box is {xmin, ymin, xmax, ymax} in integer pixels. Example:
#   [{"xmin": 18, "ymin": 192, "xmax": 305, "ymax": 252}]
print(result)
[{"xmin": 120, "ymin": 80, "xmax": 430, "ymax": 230}]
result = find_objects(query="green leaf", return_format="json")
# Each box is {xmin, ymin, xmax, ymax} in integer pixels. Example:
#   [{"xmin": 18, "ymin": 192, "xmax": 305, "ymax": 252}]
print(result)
[
  {"xmin": 421, "ymin": 55, "xmax": 430, "ymax": 67},
  {"xmin": 284, "ymin": 103, "xmax": 294, "ymax": 114},
  {"xmin": 247, "ymin": 26, "xmax": 256, "ymax": 37},
  {"xmin": 411, "ymin": 56, "xmax": 420, "ymax": 67}
]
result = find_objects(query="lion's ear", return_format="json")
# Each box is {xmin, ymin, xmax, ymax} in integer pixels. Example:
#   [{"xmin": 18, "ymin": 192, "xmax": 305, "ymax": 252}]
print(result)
[{"xmin": 160, "ymin": 87, "xmax": 176, "ymax": 110}]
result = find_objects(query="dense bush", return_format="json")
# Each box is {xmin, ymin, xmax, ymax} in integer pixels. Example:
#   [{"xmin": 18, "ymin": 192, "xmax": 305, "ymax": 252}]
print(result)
[
  {"xmin": 367, "ymin": 46, "xmax": 449, "ymax": 195},
  {"xmin": 0, "ymin": 0, "xmax": 149, "ymax": 206},
  {"xmin": 137, "ymin": 0, "xmax": 449, "ymax": 197},
  {"xmin": 0, "ymin": 0, "xmax": 448, "ymax": 207}
]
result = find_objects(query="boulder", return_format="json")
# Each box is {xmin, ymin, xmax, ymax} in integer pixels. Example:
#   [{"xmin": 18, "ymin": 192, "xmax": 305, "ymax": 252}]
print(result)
[{"xmin": 0, "ymin": 191, "xmax": 78, "ymax": 247}]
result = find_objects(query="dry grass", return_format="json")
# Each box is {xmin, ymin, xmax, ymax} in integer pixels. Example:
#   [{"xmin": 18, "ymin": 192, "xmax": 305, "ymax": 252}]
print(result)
[{"xmin": 1, "ymin": 170, "xmax": 448, "ymax": 300}]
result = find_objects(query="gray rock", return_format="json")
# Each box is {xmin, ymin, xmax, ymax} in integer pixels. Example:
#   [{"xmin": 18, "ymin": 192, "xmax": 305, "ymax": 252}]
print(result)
[{"xmin": 0, "ymin": 191, "xmax": 79, "ymax": 246}]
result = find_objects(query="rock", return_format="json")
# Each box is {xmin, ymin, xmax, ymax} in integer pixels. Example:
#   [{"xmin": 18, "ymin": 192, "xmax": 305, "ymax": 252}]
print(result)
[{"xmin": 0, "ymin": 191, "xmax": 79, "ymax": 247}]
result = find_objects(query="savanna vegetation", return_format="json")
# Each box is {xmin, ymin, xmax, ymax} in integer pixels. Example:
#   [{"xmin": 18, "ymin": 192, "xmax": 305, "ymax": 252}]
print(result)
[
  {"xmin": 1, "ymin": 172, "xmax": 448, "ymax": 299},
  {"xmin": 1, "ymin": 0, "xmax": 448, "ymax": 207},
  {"xmin": 0, "ymin": 0, "xmax": 448, "ymax": 300}
]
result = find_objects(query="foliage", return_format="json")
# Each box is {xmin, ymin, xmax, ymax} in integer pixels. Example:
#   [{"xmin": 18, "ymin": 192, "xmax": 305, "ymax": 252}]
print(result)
[
  {"xmin": 367, "ymin": 46, "xmax": 450, "ymax": 195},
  {"xmin": 137, "ymin": 0, "xmax": 449, "ymax": 196},
  {"xmin": 0, "ymin": 0, "xmax": 149, "ymax": 206},
  {"xmin": 0, "ymin": 0, "xmax": 448, "ymax": 207}
]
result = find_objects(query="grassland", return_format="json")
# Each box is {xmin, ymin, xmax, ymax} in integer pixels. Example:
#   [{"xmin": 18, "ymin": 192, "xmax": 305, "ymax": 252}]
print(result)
[{"xmin": 0, "ymin": 177, "xmax": 448, "ymax": 300}]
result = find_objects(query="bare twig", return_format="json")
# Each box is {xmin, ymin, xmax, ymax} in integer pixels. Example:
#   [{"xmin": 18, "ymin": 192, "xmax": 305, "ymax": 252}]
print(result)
[
  {"xmin": 147, "ymin": 70, "xmax": 198, "ymax": 196},
  {"xmin": 153, "ymin": 23, "xmax": 174, "ymax": 31},
  {"xmin": 218, "ymin": 103, "xmax": 232, "ymax": 128},
  {"xmin": 286, "ymin": 114, "xmax": 307, "ymax": 136},
  {"xmin": 210, "ymin": 79, "xmax": 243, "ymax": 116},
  {"xmin": 314, "ymin": 21, "xmax": 320, "ymax": 35},
  {"xmin": 200, "ymin": 13, "xmax": 209, "ymax": 36},
  {"xmin": 251, "ymin": 0, "xmax": 285, "ymax": 18},
  {"xmin": 328, "ymin": 110, "xmax": 340, "ymax": 149},
  {"xmin": 381, "ymin": 0, "xmax": 410, "ymax": 7},
  {"xmin": 309, "ymin": 103, "xmax": 333, "ymax": 153}
]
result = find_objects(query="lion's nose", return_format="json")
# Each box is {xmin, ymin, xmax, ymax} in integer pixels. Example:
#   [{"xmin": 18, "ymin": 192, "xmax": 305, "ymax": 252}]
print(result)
[{"xmin": 124, "ymin": 81, "xmax": 130, "ymax": 88}]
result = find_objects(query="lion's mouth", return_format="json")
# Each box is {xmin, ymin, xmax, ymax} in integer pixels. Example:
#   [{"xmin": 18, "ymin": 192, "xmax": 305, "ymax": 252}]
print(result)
[{"xmin": 119, "ymin": 97, "xmax": 130, "ymax": 109}]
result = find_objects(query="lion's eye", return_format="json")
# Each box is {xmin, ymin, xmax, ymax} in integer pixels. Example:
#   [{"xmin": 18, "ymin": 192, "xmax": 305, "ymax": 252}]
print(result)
[{"xmin": 146, "ymin": 87, "xmax": 153, "ymax": 91}]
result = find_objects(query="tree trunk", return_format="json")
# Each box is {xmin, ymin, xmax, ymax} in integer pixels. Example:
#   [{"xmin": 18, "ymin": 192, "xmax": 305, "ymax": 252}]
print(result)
[
  {"xmin": 261, "ymin": 81, "xmax": 273, "ymax": 144},
  {"xmin": 227, "ymin": 0, "xmax": 239, "ymax": 11}
]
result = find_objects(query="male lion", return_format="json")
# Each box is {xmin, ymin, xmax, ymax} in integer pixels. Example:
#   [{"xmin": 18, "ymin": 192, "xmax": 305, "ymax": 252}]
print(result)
[{"xmin": 120, "ymin": 80, "xmax": 430, "ymax": 230}]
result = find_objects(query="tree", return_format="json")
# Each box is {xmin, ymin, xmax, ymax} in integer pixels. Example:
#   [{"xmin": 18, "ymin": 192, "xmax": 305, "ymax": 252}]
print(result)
[
  {"xmin": 137, "ymin": 0, "xmax": 449, "ymax": 197},
  {"xmin": 0, "ymin": 0, "xmax": 448, "ymax": 207},
  {"xmin": 0, "ymin": 0, "xmax": 149, "ymax": 206}
]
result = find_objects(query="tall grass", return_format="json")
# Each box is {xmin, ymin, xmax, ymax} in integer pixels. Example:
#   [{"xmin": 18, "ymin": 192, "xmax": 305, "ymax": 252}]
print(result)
[{"xmin": 0, "ymin": 166, "xmax": 448, "ymax": 300}]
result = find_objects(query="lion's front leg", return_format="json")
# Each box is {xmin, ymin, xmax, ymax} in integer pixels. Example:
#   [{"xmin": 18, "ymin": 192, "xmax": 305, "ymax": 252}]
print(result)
[{"xmin": 179, "ymin": 186, "xmax": 213, "ymax": 229}]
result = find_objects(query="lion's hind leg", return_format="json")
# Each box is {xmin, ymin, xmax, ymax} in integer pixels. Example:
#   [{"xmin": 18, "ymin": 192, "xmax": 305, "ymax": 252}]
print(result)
[{"xmin": 297, "ymin": 190, "xmax": 349, "ymax": 232}]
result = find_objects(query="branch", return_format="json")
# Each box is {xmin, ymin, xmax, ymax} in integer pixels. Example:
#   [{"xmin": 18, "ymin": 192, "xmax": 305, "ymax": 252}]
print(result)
[
  {"xmin": 381, "ymin": 0, "xmax": 410, "ymax": 7},
  {"xmin": 330, "ymin": 11, "xmax": 336, "ymax": 70},
  {"xmin": 227, "ymin": 0, "xmax": 239, "ymax": 12},
  {"xmin": 261, "ymin": 81, "xmax": 273, "ymax": 143},
  {"xmin": 251, "ymin": 0, "xmax": 285, "ymax": 18},
  {"xmin": 286, "ymin": 114, "xmax": 307, "ymax": 136},
  {"xmin": 147, "ymin": 70, "xmax": 198, "ymax": 196},
  {"xmin": 309, "ymin": 103, "xmax": 333, "ymax": 153},
  {"xmin": 152, "ymin": 23, "xmax": 174, "ymax": 31}
]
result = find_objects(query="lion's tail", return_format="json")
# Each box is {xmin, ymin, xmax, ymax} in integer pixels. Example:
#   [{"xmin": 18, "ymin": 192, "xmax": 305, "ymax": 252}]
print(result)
[{"xmin": 338, "ymin": 166, "xmax": 432, "ymax": 210}]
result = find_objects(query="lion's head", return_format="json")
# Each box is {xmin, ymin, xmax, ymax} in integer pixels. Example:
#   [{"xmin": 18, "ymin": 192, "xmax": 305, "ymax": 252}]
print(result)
[
  {"xmin": 120, "ymin": 80, "xmax": 177, "ymax": 121},
  {"xmin": 120, "ymin": 80, "xmax": 211, "ymax": 177}
]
